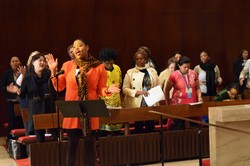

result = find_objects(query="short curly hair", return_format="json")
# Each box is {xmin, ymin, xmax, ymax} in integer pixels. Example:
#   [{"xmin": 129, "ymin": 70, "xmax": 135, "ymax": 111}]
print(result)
[
  {"xmin": 99, "ymin": 48, "xmax": 117, "ymax": 61},
  {"xmin": 178, "ymin": 56, "xmax": 191, "ymax": 66}
]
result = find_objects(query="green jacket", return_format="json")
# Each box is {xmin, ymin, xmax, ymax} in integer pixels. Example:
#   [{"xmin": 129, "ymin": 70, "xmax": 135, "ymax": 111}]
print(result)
[{"xmin": 214, "ymin": 89, "xmax": 230, "ymax": 101}]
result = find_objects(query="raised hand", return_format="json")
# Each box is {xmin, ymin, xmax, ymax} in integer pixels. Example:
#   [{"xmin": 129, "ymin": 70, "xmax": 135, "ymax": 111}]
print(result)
[
  {"xmin": 17, "ymin": 66, "xmax": 27, "ymax": 76},
  {"xmin": 44, "ymin": 54, "xmax": 58, "ymax": 73}
]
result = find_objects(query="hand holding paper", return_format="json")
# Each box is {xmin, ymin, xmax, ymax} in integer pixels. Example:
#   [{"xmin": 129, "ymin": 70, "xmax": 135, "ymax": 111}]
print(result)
[{"xmin": 142, "ymin": 85, "xmax": 165, "ymax": 106}]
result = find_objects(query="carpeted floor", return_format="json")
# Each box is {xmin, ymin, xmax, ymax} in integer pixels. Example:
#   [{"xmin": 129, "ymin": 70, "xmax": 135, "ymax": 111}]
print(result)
[
  {"xmin": 15, "ymin": 158, "xmax": 29, "ymax": 166},
  {"xmin": 0, "ymin": 145, "xmax": 18, "ymax": 166},
  {"xmin": 0, "ymin": 137, "xmax": 29, "ymax": 166}
]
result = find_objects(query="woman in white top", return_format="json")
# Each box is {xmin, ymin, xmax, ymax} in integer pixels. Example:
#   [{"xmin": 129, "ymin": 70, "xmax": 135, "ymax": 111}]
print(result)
[
  {"xmin": 235, "ymin": 49, "xmax": 249, "ymax": 95},
  {"xmin": 194, "ymin": 51, "xmax": 222, "ymax": 123},
  {"xmin": 194, "ymin": 51, "xmax": 222, "ymax": 96},
  {"xmin": 239, "ymin": 58, "xmax": 250, "ymax": 89}
]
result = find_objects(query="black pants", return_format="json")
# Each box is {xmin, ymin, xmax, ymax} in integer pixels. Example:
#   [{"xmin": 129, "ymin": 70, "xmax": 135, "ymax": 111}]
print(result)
[
  {"xmin": 169, "ymin": 119, "xmax": 201, "ymax": 130},
  {"xmin": 6, "ymin": 102, "xmax": 23, "ymax": 134},
  {"xmin": 133, "ymin": 120, "xmax": 155, "ymax": 133},
  {"xmin": 66, "ymin": 129, "xmax": 83, "ymax": 166},
  {"xmin": 66, "ymin": 129, "xmax": 97, "ymax": 166},
  {"xmin": 35, "ymin": 128, "xmax": 57, "ymax": 143},
  {"xmin": 35, "ymin": 129, "xmax": 45, "ymax": 143},
  {"xmin": 169, "ymin": 119, "xmax": 185, "ymax": 130}
]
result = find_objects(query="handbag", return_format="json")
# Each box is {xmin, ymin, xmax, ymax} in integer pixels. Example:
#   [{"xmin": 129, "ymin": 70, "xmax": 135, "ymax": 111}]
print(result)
[{"xmin": 7, "ymin": 139, "xmax": 28, "ymax": 159}]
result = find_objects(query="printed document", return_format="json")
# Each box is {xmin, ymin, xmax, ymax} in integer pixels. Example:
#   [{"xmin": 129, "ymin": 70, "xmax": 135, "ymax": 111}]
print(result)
[{"xmin": 143, "ymin": 85, "xmax": 165, "ymax": 106}]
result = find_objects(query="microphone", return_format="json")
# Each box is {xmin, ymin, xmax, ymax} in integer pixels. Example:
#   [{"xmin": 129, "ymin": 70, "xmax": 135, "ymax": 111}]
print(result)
[{"xmin": 51, "ymin": 70, "xmax": 65, "ymax": 78}]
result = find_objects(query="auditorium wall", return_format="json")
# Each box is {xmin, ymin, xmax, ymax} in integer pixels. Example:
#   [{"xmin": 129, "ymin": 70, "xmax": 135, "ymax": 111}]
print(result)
[{"xmin": 0, "ymin": 0, "xmax": 250, "ymax": 135}]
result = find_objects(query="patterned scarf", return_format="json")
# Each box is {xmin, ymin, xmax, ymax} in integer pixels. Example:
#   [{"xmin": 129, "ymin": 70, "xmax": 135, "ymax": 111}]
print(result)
[
  {"xmin": 75, "ymin": 55, "xmax": 102, "ymax": 100},
  {"xmin": 75, "ymin": 55, "xmax": 102, "ymax": 135}
]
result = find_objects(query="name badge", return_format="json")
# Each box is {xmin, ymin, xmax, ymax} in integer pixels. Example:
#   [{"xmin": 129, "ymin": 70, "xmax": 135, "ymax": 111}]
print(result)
[{"xmin": 186, "ymin": 87, "xmax": 192, "ymax": 98}]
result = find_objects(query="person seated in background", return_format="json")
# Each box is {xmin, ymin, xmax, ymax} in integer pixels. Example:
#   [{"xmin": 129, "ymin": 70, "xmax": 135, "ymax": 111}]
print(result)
[
  {"xmin": 214, "ymin": 83, "xmax": 240, "ymax": 101},
  {"xmin": 200, "ymin": 83, "xmax": 241, "ymax": 124}
]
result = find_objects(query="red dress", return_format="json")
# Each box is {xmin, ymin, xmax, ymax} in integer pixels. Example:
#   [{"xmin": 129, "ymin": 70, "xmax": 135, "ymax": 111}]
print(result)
[
  {"xmin": 167, "ymin": 70, "xmax": 199, "ymax": 128},
  {"xmin": 169, "ymin": 70, "xmax": 198, "ymax": 105}
]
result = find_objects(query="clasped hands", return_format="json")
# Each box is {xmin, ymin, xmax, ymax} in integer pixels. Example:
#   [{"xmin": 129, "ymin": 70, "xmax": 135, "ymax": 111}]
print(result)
[{"xmin": 7, "ymin": 83, "xmax": 20, "ymax": 95}]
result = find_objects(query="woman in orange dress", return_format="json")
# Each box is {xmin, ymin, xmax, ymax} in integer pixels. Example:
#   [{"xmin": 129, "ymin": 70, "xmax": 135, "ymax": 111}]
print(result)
[{"xmin": 45, "ymin": 38, "xmax": 120, "ymax": 166}]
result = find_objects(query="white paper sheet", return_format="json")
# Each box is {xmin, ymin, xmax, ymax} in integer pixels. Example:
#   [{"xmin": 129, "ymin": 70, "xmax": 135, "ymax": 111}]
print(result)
[
  {"xmin": 143, "ymin": 85, "xmax": 165, "ymax": 106},
  {"xmin": 107, "ymin": 106, "xmax": 122, "ymax": 109},
  {"xmin": 188, "ymin": 102, "xmax": 203, "ymax": 105}
]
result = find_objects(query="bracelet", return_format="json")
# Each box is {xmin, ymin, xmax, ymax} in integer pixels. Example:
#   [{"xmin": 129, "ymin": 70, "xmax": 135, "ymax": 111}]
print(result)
[{"xmin": 106, "ymin": 87, "xmax": 111, "ymax": 94}]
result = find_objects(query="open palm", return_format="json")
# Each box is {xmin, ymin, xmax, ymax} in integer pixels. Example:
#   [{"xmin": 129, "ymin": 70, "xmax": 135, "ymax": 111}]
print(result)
[{"xmin": 45, "ymin": 53, "xmax": 58, "ymax": 72}]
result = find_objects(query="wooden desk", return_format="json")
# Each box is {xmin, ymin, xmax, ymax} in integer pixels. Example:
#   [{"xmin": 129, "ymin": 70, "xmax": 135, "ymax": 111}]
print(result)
[{"xmin": 100, "ymin": 99, "xmax": 250, "ymax": 134}]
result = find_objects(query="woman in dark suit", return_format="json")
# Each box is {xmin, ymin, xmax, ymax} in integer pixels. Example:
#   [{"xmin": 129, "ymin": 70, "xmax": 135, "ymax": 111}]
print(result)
[{"xmin": 0, "ymin": 56, "xmax": 23, "ymax": 136}]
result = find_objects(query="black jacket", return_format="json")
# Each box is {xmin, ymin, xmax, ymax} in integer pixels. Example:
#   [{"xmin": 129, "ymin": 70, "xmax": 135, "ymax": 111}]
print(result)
[{"xmin": 0, "ymin": 69, "xmax": 18, "ymax": 100}]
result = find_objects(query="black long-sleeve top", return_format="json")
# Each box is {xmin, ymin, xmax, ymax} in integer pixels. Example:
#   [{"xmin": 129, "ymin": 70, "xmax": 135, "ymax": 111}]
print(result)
[
  {"xmin": 0, "ymin": 69, "xmax": 18, "ymax": 100},
  {"xmin": 233, "ymin": 58, "xmax": 247, "ymax": 79},
  {"xmin": 19, "ymin": 69, "xmax": 56, "ymax": 114}
]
